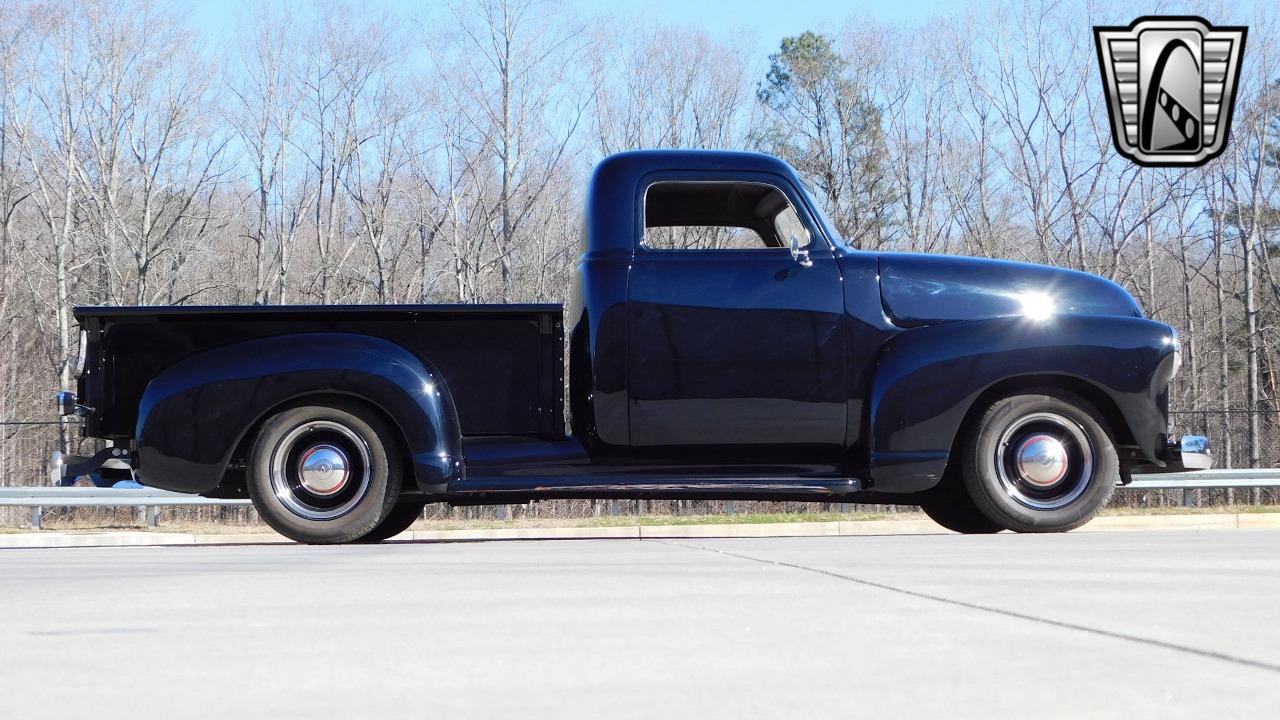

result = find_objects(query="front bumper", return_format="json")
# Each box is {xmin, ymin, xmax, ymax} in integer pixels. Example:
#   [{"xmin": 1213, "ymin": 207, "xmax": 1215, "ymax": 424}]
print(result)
[
  {"xmin": 1131, "ymin": 435, "xmax": 1212, "ymax": 475},
  {"xmin": 1172, "ymin": 435, "xmax": 1212, "ymax": 470}
]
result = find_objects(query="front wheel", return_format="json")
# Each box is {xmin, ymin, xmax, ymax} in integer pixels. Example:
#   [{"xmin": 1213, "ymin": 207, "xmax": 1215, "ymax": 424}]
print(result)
[
  {"xmin": 248, "ymin": 402, "xmax": 403, "ymax": 544},
  {"xmin": 961, "ymin": 392, "xmax": 1117, "ymax": 533}
]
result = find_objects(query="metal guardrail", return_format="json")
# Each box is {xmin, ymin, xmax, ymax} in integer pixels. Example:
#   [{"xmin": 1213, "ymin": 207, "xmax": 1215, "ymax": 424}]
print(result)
[
  {"xmin": 2, "ymin": 469, "xmax": 1277, "ymax": 530},
  {"xmin": 1126, "ymin": 468, "xmax": 1280, "ymax": 489},
  {"xmin": 0, "ymin": 487, "xmax": 250, "ymax": 529}
]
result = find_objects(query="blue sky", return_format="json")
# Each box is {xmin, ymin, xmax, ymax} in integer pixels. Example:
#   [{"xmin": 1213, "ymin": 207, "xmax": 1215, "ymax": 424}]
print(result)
[
  {"xmin": 561, "ymin": 0, "xmax": 949, "ymax": 36},
  {"xmin": 188, "ymin": 0, "xmax": 952, "ymax": 55}
]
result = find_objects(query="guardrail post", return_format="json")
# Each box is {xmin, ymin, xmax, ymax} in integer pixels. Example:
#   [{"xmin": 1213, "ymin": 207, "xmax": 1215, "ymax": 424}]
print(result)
[
  {"xmin": 839, "ymin": 502, "xmax": 850, "ymax": 513},
  {"xmin": 31, "ymin": 505, "xmax": 42, "ymax": 530},
  {"xmin": 146, "ymin": 505, "xmax": 158, "ymax": 528},
  {"xmin": 724, "ymin": 500, "xmax": 736, "ymax": 514}
]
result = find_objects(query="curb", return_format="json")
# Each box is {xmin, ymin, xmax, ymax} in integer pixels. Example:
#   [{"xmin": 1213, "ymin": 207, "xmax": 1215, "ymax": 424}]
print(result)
[
  {"xmin": 1083, "ymin": 513, "xmax": 1279, "ymax": 531},
  {"xmin": 409, "ymin": 526, "xmax": 641, "ymax": 541},
  {"xmin": 0, "ymin": 531, "xmax": 202, "ymax": 548},
  {"xmin": 2, "ymin": 513, "xmax": 1278, "ymax": 549}
]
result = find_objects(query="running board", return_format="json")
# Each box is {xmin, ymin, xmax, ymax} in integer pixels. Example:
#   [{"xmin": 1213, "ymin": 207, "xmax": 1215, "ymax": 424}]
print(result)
[{"xmin": 443, "ymin": 476, "xmax": 861, "ymax": 503}]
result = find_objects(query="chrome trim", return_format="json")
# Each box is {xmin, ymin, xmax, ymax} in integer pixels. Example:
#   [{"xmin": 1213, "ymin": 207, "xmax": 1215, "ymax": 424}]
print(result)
[
  {"xmin": 995, "ymin": 411, "xmax": 1095, "ymax": 510},
  {"xmin": 47, "ymin": 447, "xmax": 136, "ymax": 485},
  {"xmin": 297, "ymin": 444, "xmax": 350, "ymax": 496},
  {"xmin": 73, "ymin": 329, "xmax": 88, "ymax": 379},
  {"xmin": 789, "ymin": 231, "xmax": 813, "ymax": 268},
  {"xmin": 451, "ymin": 476, "xmax": 862, "ymax": 495},
  {"xmin": 1178, "ymin": 435, "xmax": 1212, "ymax": 470},
  {"xmin": 48, "ymin": 451, "xmax": 65, "ymax": 486},
  {"xmin": 1015, "ymin": 434, "xmax": 1069, "ymax": 487},
  {"xmin": 269, "ymin": 420, "xmax": 372, "ymax": 521},
  {"xmin": 55, "ymin": 390, "xmax": 93, "ymax": 418}
]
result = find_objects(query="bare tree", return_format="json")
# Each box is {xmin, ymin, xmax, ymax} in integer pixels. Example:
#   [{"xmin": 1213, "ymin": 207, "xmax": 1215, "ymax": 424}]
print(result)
[
  {"xmin": 442, "ymin": 0, "xmax": 588, "ymax": 301},
  {"xmin": 590, "ymin": 24, "xmax": 752, "ymax": 154},
  {"xmin": 754, "ymin": 30, "xmax": 891, "ymax": 248},
  {"xmin": 1, "ymin": 0, "xmax": 1280, "ymax": 506},
  {"xmin": 294, "ymin": 5, "xmax": 403, "ymax": 303},
  {"xmin": 9, "ymin": 0, "xmax": 83, "ymax": 452},
  {"xmin": 228, "ymin": 4, "xmax": 315, "ymax": 304}
]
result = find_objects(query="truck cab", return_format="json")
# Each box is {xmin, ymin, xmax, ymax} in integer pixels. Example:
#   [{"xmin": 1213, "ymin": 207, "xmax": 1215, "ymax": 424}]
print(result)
[{"xmin": 54, "ymin": 150, "xmax": 1210, "ymax": 543}]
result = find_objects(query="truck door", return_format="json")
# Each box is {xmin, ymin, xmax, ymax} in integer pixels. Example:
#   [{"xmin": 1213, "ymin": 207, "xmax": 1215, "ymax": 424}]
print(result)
[{"xmin": 626, "ymin": 175, "xmax": 847, "ymax": 472}]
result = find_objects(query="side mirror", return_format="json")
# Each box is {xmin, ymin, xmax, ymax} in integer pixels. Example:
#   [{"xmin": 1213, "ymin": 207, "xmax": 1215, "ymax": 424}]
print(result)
[{"xmin": 789, "ymin": 231, "xmax": 813, "ymax": 268}]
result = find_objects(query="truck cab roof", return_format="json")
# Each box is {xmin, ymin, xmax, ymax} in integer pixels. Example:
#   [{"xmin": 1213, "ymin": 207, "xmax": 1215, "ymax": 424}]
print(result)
[
  {"xmin": 594, "ymin": 148, "xmax": 802, "ymax": 175},
  {"xmin": 585, "ymin": 149, "xmax": 836, "ymax": 254}
]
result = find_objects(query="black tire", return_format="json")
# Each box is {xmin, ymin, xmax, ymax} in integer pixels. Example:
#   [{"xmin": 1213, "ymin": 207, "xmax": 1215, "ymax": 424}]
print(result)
[
  {"xmin": 248, "ymin": 402, "xmax": 403, "ymax": 544},
  {"xmin": 961, "ymin": 391, "xmax": 1117, "ymax": 533},
  {"xmin": 919, "ymin": 501, "xmax": 1003, "ymax": 534},
  {"xmin": 357, "ymin": 500, "xmax": 426, "ymax": 543}
]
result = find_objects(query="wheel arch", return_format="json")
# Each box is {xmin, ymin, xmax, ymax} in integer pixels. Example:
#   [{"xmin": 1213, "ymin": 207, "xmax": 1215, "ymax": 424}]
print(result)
[
  {"xmin": 927, "ymin": 374, "xmax": 1131, "ymax": 491},
  {"xmin": 954, "ymin": 375, "xmax": 1134, "ymax": 451},
  {"xmin": 221, "ymin": 391, "xmax": 418, "ymax": 498},
  {"xmin": 866, "ymin": 315, "xmax": 1176, "ymax": 494},
  {"xmin": 134, "ymin": 332, "xmax": 464, "ymax": 496}
]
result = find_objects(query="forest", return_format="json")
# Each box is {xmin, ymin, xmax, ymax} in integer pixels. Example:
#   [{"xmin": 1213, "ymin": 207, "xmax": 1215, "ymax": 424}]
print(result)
[{"xmin": 1, "ymin": 0, "xmax": 1278, "ymax": 508}]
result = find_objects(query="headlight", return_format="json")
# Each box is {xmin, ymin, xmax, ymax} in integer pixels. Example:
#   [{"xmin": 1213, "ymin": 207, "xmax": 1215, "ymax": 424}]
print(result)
[{"xmin": 73, "ymin": 329, "xmax": 88, "ymax": 378}]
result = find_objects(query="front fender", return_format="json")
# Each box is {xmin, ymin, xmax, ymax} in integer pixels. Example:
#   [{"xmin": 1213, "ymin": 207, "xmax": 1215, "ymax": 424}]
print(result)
[
  {"xmin": 135, "ymin": 333, "xmax": 463, "ymax": 495},
  {"xmin": 867, "ymin": 315, "xmax": 1177, "ymax": 493}
]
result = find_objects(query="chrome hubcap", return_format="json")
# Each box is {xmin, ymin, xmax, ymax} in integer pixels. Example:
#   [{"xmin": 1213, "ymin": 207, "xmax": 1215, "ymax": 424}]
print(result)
[
  {"xmin": 1015, "ymin": 434, "xmax": 1069, "ymax": 487},
  {"xmin": 297, "ymin": 445, "xmax": 350, "ymax": 496},
  {"xmin": 270, "ymin": 420, "xmax": 372, "ymax": 521},
  {"xmin": 995, "ymin": 412, "xmax": 1094, "ymax": 510}
]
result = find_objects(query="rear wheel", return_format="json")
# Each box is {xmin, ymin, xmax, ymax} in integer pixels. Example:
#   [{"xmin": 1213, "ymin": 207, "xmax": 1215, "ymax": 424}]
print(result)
[
  {"xmin": 248, "ymin": 402, "xmax": 402, "ymax": 544},
  {"xmin": 961, "ymin": 392, "xmax": 1117, "ymax": 533},
  {"xmin": 357, "ymin": 500, "xmax": 426, "ymax": 543}
]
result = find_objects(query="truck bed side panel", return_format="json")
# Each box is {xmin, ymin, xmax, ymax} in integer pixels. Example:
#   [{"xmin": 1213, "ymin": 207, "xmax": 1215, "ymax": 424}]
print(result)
[{"xmin": 77, "ymin": 304, "xmax": 564, "ymax": 440}]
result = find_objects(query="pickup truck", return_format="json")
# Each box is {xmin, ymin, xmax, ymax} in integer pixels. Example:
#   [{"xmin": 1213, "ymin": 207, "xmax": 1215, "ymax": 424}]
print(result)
[{"xmin": 51, "ymin": 150, "xmax": 1211, "ymax": 543}]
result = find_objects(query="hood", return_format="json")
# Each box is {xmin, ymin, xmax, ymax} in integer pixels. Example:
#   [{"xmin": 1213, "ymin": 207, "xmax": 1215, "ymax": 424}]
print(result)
[{"xmin": 877, "ymin": 253, "xmax": 1143, "ymax": 328}]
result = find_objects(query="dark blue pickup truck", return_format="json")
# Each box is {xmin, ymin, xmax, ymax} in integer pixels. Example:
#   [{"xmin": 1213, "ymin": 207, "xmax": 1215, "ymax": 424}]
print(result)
[{"xmin": 52, "ymin": 150, "xmax": 1210, "ymax": 543}]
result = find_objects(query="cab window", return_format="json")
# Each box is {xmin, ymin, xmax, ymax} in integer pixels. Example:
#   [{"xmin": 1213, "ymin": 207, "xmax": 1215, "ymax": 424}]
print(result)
[{"xmin": 642, "ymin": 181, "xmax": 811, "ymax": 251}]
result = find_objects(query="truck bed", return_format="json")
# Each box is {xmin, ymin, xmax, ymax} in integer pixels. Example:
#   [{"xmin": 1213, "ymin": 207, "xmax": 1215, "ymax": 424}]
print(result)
[{"xmin": 75, "ymin": 304, "xmax": 565, "ymax": 440}]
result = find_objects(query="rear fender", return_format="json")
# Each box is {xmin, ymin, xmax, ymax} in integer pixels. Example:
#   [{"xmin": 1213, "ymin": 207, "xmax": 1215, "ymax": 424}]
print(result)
[
  {"xmin": 135, "ymin": 333, "xmax": 463, "ymax": 495},
  {"xmin": 867, "ymin": 316, "xmax": 1177, "ymax": 493}
]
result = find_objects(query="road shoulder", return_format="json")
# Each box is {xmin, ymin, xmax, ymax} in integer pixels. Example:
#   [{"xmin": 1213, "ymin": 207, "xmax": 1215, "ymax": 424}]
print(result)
[{"xmin": 1, "ymin": 512, "xmax": 1277, "ymax": 548}]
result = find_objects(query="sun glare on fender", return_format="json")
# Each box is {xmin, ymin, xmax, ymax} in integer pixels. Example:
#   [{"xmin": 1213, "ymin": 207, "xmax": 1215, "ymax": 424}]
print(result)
[{"xmin": 1017, "ymin": 292, "xmax": 1056, "ymax": 321}]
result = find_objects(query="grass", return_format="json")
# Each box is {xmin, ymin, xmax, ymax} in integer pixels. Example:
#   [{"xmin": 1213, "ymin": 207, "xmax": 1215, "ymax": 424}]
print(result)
[{"xmin": 8, "ymin": 505, "xmax": 1278, "ymax": 534}]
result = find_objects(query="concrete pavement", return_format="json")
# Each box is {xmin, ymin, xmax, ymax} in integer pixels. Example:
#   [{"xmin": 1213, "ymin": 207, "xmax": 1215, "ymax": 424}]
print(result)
[{"xmin": 1, "ymin": 530, "xmax": 1277, "ymax": 719}]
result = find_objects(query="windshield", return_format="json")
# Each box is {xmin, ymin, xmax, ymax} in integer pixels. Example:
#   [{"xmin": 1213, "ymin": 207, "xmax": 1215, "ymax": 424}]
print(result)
[{"xmin": 798, "ymin": 180, "xmax": 849, "ymax": 250}]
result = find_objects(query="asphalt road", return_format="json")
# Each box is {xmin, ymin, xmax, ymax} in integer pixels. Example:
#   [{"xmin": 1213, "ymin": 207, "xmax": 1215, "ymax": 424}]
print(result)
[{"xmin": 2, "ymin": 530, "xmax": 1278, "ymax": 719}]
